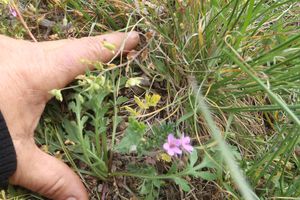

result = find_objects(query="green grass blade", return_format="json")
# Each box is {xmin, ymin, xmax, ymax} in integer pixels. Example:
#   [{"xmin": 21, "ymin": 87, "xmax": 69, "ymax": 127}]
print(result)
[{"xmin": 191, "ymin": 79, "xmax": 259, "ymax": 200}]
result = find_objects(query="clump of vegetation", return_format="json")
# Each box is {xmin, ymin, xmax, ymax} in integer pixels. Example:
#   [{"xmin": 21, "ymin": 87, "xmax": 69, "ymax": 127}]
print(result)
[{"xmin": 1, "ymin": 0, "xmax": 300, "ymax": 199}]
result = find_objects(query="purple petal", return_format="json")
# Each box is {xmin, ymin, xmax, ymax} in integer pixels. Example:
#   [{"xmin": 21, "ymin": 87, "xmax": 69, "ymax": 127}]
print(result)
[
  {"xmin": 173, "ymin": 147, "xmax": 182, "ymax": 155},
  {"xmin": 181, "ymin": 136, "xmax": 190, "ymax": 144},
  {"xmin": 174, "ymin": 139, "xmax": 181, "ymax": 146},
  {"xmin": 163, "ymin": 143, "xmax": 170, "ymax": 151},
  {"xmin": 179, "ymin": 134, "xmax": 193, "ymax": 153},
  {"xmin": 167, "ymin": 134, "xmax": 181, "ymax": 147},
  {"xmin": 182, "ymin": 144, "xmax": 193, "ymax": 152},
  {"xmin": 167, "ymin": 134, "xmax": 176, "ymax": 143},
  {"xmin": 167, "ymin": 149, "xmax": 176, "ymax": 156},
  {"xmin": 9, "ymin": 6, "xmax": 17, "ymax": 17},
  {"xmin": 164, "ymin": 143, "xmax": 175, "ymax": 156}
]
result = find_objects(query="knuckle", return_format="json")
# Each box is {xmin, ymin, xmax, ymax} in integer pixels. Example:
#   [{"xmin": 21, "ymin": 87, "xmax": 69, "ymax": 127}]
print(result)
[
  {"xmin": 41, "ymin": 176, "xmax": 66, "ymax": 198},
  {"xmin": 84, "ymin": 37, "xmax": 103, "ymax": 59}
]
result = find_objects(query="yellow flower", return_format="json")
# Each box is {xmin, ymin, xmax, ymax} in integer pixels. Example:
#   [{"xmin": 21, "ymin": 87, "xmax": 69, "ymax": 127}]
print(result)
[{"xmin": 158, "ymin": 153, "xmax": 172, "ymax": 162}]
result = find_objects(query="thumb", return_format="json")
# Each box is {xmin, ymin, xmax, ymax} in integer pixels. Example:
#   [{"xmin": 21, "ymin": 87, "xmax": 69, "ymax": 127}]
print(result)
[
  {"xmin": 40, "ymin": 31, "xmax": 140, "ymax": 90},
  {"xmin": 11, "ymin": 143, "xmax": 88, "ymax": 200}
]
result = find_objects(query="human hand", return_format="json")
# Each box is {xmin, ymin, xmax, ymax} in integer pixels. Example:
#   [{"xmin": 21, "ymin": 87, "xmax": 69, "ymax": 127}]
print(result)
[{"xmin": 0, "ymin": 32, "xmax": 139, "ymax": 199}]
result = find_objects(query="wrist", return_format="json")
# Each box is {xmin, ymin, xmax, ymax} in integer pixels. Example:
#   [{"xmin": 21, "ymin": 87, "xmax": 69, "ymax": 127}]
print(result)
[{"xmin": 0, "ymin": 110, "xmax": 17, "ymax": 189}]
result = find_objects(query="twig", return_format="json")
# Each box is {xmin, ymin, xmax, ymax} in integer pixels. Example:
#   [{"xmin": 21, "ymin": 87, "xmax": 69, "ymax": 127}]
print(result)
[{"xmin": 11, "ymin": 1, "xmax": 37, "ymax": 42}]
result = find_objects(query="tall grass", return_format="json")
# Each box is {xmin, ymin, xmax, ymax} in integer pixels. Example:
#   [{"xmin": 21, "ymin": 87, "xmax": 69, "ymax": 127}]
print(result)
[
  {"xmin": 133, "ymin": 0, "xmax": 300, "ymax": 198},
  {"xmin": 2, "ymin": 0, "xmax": 300, "ymax": 199}
]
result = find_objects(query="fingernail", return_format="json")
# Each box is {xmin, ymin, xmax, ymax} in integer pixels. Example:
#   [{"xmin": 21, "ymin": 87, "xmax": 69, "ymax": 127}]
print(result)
[
  {"xmin": 67, "ymin": 197, "xmax": 77, "ymax": 200},
  {"xmin": 128, "ymin": 31, "xmax": 139, "ymax": 40}
]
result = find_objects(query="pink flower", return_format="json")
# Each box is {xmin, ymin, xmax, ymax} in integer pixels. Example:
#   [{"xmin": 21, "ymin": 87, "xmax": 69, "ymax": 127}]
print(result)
[
  {"xmin": 163, "ymin": 134, "xmax": 182, "ymax": 156},
  {"xmin": 8, "ymin": 5, "xmax": 17, "ymax": 17},
  {"xmin": 180, "ymin": 134, "xmax": 193, "ymax": 153}
]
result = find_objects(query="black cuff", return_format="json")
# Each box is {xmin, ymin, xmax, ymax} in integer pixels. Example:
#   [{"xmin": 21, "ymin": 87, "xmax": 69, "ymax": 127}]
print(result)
[{"xmin": 0, "ymin": 111, "xmax": 17, "ymax": 190}]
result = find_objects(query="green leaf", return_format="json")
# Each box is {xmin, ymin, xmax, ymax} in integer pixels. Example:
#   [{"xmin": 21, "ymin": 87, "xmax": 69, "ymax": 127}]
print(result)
[
  {"xmin": 87, "ymin": 152, "xmax": 108, "ymax": 173},
  {"xmin": 63, "ymin": 119, "xmax": 79, "ymax": 142},
  {"xmin": 167, "ymin": 162, "xmax": 178, "ymax": 175},
  {"xmin": 145, "ymin": 194, "xmax": 155, "ymax": 200},
  {"xmin": 189, "ymin": 150, "xmax": 198, "ymax": 167},
  {"xmin": 116, "ymin": 118, "xmax": 147, "ymax": 153},
  {"xmin": 140, "ymin": 182, "xmax": 151, "ymax": 195},
  {"xmin": 194, "ymin": 153, "xmax": 218, "ymax": 171},
  {"xmin": 176, "ymin": 111, "xmax": 194, "ymax": 126},
  {"xmin": 229, "ymin": 145, "xmax": 242, "ymax": 161},
  {"xmin": 139, "ymin": 178, "xmax": 161, "ymax": 200},
  {"xmin": 116, "ymin": 96, "xmax": 128, "ymax": 105},
  {"xmin": 153, "ymin": 179, "xmax": 163, "ymax": 188},
  {"xmin": 196, "ymin": 171, "xmax": 217, "ymax": 181},
  {"xmin": 153, "ymin": 58, "xmax": 169, "ymax": 76},
  {"xmin": 173, "ymin": 177, "xmax": 191, "ymax": 192}
]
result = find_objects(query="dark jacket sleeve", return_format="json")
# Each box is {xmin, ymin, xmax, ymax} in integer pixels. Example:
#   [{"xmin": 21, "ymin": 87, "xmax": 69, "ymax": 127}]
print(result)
[{"xmin": 0, "ymin": 111, "xmax": 17, "ymax": 189}]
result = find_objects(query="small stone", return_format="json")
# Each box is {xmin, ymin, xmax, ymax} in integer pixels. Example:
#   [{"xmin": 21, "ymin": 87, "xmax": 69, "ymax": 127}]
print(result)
[
  {"xmin": 295, "ymin": 147, "xmax": 300, "ymax": 156},
  {"xmin": 97, "ymin": 184, "xmax": 103, "ymax": 193}
]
